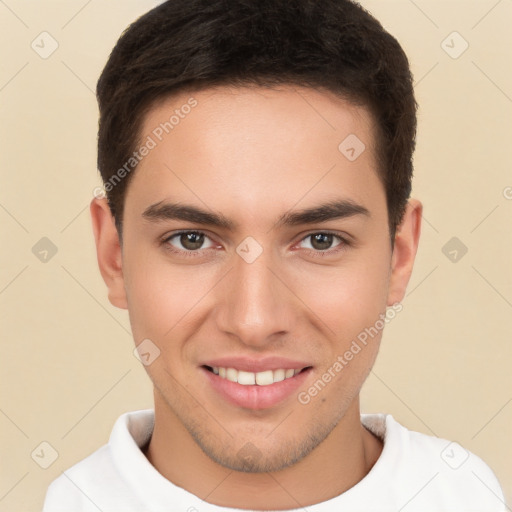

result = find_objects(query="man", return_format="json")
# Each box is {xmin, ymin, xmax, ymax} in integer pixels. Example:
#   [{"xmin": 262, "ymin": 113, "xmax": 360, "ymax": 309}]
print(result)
[{"xmin": 43, "ymin": 0, "xmax": 505, "ymax": 510}]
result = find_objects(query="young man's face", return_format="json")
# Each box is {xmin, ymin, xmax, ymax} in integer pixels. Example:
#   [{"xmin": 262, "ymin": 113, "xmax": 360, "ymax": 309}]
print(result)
[{"xmin": 92, "ymin": 85, "xmax": 420, "ymax": 473}]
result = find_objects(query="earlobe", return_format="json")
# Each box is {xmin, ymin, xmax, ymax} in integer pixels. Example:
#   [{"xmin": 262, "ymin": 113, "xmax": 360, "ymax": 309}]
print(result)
[
  {"xmin": 90, "ymin": 198, "xmax": 128, "ymax": 309},
  {"xmin": 387, "ymin": 199, "xmax": 422, "ymax": 306}
]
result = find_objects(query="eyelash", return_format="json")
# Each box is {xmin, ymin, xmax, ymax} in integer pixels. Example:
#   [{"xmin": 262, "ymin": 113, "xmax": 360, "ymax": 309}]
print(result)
[{"xmin": 160, "ymin": 230, "xmax": 351, "ymax": 259}]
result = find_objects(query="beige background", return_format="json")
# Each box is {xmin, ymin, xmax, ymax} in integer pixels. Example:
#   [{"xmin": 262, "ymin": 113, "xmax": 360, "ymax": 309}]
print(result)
[{"xmin": 1, "ymin": 1, "xmax": 511, "ymax": 510}]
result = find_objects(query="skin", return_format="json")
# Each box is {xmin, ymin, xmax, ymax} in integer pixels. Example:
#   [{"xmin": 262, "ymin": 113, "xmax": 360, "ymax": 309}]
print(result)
[{"xmin": 91, "ymin": 85, "xmax": 422, "ymax": 510}]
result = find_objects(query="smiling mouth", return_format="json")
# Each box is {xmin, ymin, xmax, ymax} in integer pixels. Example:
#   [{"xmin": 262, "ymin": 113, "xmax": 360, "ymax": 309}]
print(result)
[{"xmin": 203, "ymin": 365, "xmax": 312, "ymax": 386}]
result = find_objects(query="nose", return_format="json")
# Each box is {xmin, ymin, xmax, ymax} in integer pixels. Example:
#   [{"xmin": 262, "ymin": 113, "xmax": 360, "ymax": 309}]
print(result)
[{"xmin": 213, "ymin": 248, "xmax": 297, "ymax": 348}]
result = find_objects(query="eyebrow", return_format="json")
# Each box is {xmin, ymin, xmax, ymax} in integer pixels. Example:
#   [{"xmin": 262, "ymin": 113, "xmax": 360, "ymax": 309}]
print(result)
[{"xmin": 142, "ymin": 199, "xmax": 370, "ymax": 230}]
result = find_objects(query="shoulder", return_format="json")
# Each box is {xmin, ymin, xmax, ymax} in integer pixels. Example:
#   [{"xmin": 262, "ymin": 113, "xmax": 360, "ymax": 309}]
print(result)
[
  {"xmin": 362, "ymin": 414, "xmax": 506, "ymax": 511},
  {"xmin": 42, "ymin": 410, "xmax": 153, "ymax": 512},
  {"xmin": 43, "ymin": 444, "xmax": 131, "ymax": 511}
]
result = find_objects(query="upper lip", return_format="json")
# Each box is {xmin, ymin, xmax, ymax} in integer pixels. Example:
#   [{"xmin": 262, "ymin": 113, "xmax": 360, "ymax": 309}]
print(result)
[{"xmin": 201, "ymin": 356, "xmax": 312, "ymax": 373}]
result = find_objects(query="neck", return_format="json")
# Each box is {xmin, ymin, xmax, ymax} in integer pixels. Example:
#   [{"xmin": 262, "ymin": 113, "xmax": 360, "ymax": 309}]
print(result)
[{"xmin": 144, "ymin": 393, "xmax": 382, "ymax": 510}]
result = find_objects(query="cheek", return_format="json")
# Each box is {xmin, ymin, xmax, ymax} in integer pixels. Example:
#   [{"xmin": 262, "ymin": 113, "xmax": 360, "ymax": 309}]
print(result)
[
  {"xmin": 293, "ymin": 253, "xmax": 391, "ymax": 342},
  {"xmin": 295, "ymin": 259, "xmax": 390, "ymax": 409},
  {"xmin": 123, "ymin": 251, "xmax": 207, "ymax": 343},
  {"xmin": 123, "ymin": 232, "xmax": 392, "ymax": 351}
]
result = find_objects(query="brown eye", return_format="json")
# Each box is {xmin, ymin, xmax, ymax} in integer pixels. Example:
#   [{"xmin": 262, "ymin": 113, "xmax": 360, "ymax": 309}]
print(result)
[
  {"xmin": 298, "ymin": 232, "xmax": 344, "ymax": 252},
  {"xmin": 310, "ymin": 233, "xmax": 334, "ymax": 250},
  {"xmin": 180, "ymin": 232, "xmax": 204, "ymax": 250},
  {"xmin": 166, "ymin": 231, "xmax": 214, "ymax": 251}
]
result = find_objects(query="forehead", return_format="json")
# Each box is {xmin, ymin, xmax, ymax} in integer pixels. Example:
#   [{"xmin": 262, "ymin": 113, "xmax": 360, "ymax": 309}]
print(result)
[
  {"xmin": 125, "ymin": 85, "xmax": 385, "ymax": 225},
  {"xmin": 141, "ymin": 85, "xmax": 376, "ymax": 157}
]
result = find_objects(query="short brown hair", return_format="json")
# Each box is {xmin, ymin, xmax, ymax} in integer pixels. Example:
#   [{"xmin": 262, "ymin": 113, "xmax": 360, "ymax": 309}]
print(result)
[{"xmin": 97, "ymin": 0, "xmax": 417, "ymax": 239}]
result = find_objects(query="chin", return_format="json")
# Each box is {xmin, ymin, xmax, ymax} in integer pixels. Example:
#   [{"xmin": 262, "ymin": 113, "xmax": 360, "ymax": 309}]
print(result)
[{"xmin": 188, "ymin": 417, "xmax": 335, "ymax": 474}]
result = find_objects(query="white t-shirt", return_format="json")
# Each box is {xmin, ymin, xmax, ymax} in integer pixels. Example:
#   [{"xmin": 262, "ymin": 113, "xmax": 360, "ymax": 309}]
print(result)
[{"xmin": 43, "ymin": 409, "xmax": 506, "ymax": 512}]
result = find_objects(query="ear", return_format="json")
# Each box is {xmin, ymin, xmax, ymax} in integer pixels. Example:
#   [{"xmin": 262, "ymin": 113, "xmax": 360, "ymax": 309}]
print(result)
[
  {"xmin": 90, "ymin": 198, "xmax": 128, "ymax": 309},
  {"xmin": 387, "ymin": 199, "xmax": 422, "ymax": 306}
]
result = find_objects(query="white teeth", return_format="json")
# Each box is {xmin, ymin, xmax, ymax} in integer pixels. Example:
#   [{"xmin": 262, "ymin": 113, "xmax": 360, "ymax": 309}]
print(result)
[
  {"xmin": 273, "ymin": 369, "xmax": 285, "ymax": 382},
  {"xmin": 255, "ymin": 370, "xmax": 274, "ymax": 386},
  {"xmin": 211, "ymin": 366, "xmax": 305, "ymax": 386},
  {"xmin": 226, "ymin": 367, "xmax": 238, "ymax": 383},
  {"xmin": 238, "ymin": 370, "xmax": 256, "ymax": 385}
]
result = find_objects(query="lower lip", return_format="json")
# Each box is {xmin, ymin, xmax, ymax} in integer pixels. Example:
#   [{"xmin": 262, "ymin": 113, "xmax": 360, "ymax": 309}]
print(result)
[{"xmin": 201, "ymin": 367, "xmax": 312, "ymax": 410}]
